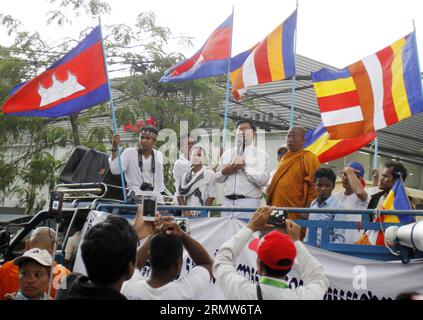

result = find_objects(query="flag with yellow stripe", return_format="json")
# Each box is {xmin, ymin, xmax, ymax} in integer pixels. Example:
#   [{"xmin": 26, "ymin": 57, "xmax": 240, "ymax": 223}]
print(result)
[
  {"xmin": 304, "ymin": 123, "xmax": 376, "ymax": 163},
  {"xmin": 231, "ymin": 9, "xmax": 297, "ymax": 100},
  {"xmin": 312, "ymin": 31, "xmax": 423, "ymax": 139},
  {"xmin": 369, "ymin": 179, "xmax": 415, "ymax": 245}
]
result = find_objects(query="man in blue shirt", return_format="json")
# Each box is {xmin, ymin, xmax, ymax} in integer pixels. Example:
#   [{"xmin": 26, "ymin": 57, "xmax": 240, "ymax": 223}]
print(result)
[{"xmin": 304, "ymin": 168, "xmax": 346, "ymax": 247}]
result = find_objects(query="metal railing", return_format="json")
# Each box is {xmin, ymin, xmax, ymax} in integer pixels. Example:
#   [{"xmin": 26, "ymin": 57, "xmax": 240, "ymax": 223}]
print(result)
[{"xmin": 94, "ymin": 200, "xmax": 423, "ymax": 262}]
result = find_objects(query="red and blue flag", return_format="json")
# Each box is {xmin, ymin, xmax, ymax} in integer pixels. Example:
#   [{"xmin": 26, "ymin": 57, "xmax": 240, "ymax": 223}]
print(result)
[
  {"xmin": 160, "ymin": 14, "xmax": 233, "ymax": 82},
  {"xmin": 1, "ymin": 26, "xmax": 110, "ymax": 118}
]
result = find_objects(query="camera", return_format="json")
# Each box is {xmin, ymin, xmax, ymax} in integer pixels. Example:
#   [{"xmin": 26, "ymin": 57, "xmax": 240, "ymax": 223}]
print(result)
[
  {"xmin": 268, "ymin": 210, "xmax": 286, "ymax": 227},
  {"xmin": 141, "ymin": 191, "xmax": 157, "ymax": 222},
  {"xmin": 175, "ymin": 218, "xmax": 190, "ymax": 234},
  {"xmin": 140, "ymin": 183, "xmax": 154, "ymax": 192},
  {"xmin": 49, "ymin": 191, "xmax": 64, "ymax": 214}
]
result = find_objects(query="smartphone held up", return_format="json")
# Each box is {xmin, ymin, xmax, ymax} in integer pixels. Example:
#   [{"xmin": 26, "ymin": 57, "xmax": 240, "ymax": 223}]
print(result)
[{"xmin": 141, "ymin": 191, "xmax": 157, "ymax": 222}]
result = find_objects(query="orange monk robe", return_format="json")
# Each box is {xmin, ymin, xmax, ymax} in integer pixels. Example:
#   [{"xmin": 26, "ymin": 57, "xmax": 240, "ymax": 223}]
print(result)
[{"xmin": 267, "ymin": 149, "xmax": 320, "ymax": 220}]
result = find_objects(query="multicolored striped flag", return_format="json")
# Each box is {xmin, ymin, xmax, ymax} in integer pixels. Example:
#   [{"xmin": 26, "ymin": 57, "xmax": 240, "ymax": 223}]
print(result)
[
  {"xmin": 369, "ymin": 179, "xmax": 414, "ymax": 245},
  {"xmin": 160, "ymin": 14, "xmax": 233, "ymax": 82},
  {"xmin": 231, "ymin": 9, "xmax": 297, "ymax": 100},
  {"xmin": 304, "ymin": 123, "xmax": 376, "ymax": 163},
  {"xmin": 312, "ymin": 32, "xmax": 423, "ymax": 139}
]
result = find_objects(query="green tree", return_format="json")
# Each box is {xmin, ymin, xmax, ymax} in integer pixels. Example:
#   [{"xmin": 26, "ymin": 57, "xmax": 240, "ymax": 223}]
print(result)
[{"xmin": 0, "ymin": 0, "xmax": 226, "ymax": 212}]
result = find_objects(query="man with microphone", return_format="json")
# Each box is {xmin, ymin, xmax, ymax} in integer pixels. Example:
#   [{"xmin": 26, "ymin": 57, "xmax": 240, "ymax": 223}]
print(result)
[{"xmin": 215, "ymin": 120, "xmax": 270, "ymax": 218}]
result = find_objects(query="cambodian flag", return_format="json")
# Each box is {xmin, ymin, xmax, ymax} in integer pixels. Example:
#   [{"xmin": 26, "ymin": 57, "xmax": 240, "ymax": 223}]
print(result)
[
  {"xmin": 1, "ymin": 26, "xmax": 110, "ymax": 118},
  {"xmin": 160, "ymin": 14, "xmax": 233, "ymax": 82}
]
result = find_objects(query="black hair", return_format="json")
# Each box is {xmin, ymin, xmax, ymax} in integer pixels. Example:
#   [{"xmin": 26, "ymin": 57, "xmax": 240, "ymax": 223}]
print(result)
[
  {"xmin": 385, "ymin": 160, "xmax": 408, "ymax": 182},
  {"xmin": 149, "ymin": 233, "xmax": 183, "ymax": 272},
  {"xmin": 314, "ymin": 167, "xmax": 336, "ymax": 185},
  {"xmin": 236, "ymin": 119, "xmax": 257, "ymax": 132},
  {"xmin": 262, "ymin": 263, "xmax": 290, "ymax": 278},
  {"xmin": 396, "ymin": 292, "xmax": 419, "ymax": 300},
  {"xmin": 81, "ymin": 215, "xmax": 138, "ymax": 286}
]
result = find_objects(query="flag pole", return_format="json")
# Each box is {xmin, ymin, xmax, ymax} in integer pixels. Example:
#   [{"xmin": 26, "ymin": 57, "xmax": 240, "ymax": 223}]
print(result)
[
  {"xmin": 99, "ymin": 17, "xmax": 127, "ymax": 202},
  {"xmin": 222, "ymin": 6, "xmax": 235, "ymax": 149},
  {"xmin": 373, "ymin": 136, "xmax": 379, "ymax": 170},
  {"xmin": 289, "ymin": 1, "xmax": 299, "ymax": 128}
]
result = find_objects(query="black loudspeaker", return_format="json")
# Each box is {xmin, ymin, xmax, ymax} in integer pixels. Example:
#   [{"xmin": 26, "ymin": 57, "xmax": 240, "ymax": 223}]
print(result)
[
  {"xmin": 59, "ymin": 147, "xmax": 126, "ymax": 200},
  {"xmin": 60, "ymin": 147, "xmax": 89, "ymax": 183}
]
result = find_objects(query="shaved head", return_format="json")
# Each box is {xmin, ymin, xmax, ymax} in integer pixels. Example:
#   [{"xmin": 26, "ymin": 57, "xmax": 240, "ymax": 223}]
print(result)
[
  {"xmin": 28, "ymin": 227, "xmax": 56, "ymax": 255},
  {"xmin": 287, "ymin": 126, "xmax": 306, "ymax": 152},
  {"xmin": 289, "ymin": 126, "xmax": 306, "ymax": 137}
]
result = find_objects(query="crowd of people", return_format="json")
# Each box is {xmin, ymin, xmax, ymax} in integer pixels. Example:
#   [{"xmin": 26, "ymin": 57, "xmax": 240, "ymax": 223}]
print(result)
[
  {"xmin": 0, "ymin": 207, "xmax": 329, "ymax": 300},
  {"xmin": 0, "ymin": 120, "xmax": 416, "ymax": 300},
  {"xmin": 109, "ymin": 120, "xmax": 414, "ymax": 245}
]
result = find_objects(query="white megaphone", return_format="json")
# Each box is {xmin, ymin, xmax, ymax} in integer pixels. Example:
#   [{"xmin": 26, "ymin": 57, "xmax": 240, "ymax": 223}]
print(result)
[{"xmin": 384, "ymin": 221, "xmax": 423, "ymax": 251}]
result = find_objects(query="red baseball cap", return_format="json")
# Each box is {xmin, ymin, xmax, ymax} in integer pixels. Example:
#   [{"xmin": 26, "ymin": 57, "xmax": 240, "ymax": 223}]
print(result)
[{"xmin": 248, "ymin": 231, "xmax": 297, "ymax": 271}]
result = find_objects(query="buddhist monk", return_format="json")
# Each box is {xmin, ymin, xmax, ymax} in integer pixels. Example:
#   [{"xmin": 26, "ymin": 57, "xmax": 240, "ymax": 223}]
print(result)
[{"xmin": 267, "ymin": 126, "xmax": 320, "ymax": 222}]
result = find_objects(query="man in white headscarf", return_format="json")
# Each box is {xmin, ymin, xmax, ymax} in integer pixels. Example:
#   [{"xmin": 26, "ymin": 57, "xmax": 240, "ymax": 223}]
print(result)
[{"xmin": 176, "ymin": 145, "xmax": 216, "ymax": 217}]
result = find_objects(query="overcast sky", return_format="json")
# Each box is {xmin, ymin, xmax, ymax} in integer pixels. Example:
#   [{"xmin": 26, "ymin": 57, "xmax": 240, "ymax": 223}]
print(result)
[{"xmin": 1, "ymin": 0, "xmax": 423, "ymax": 69}]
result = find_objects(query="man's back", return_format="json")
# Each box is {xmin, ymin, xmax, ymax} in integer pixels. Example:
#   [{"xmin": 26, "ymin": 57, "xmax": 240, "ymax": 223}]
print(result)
[
  {"xmin": 213, "ymin": 225, "xmax": 328, "ymax": 300},
  {"xmin": 57, "ymin": 274, "xmax": 127, "ymax": 300},
  {"xmin": 122, "ymin": 266, "xmax": 210, "ymax": 300}
]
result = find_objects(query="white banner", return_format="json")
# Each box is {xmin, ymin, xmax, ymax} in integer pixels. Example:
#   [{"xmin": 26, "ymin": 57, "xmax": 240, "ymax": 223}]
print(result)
[{"xmin": 73, "ymin": 211, "xmax": 423, "ymax": 300}]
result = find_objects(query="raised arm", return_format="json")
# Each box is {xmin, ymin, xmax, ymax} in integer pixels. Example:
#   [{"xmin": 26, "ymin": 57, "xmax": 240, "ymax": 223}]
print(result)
[
  {"xmin": 162, "ymin": 221, "xmax": 213, "ymax": 279},
  {"xmin": 344, "ymin": 167, "xmax": 368, "ymax": 202}
]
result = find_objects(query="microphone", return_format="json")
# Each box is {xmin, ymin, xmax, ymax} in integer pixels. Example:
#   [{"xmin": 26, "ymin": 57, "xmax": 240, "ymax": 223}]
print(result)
[{"xmin": 242, "ymin": 133, "xmax": 246, "ymax": 153}]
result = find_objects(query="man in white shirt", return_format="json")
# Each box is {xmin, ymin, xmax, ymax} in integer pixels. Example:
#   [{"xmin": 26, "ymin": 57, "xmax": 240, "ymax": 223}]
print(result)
[
  {"xmin": 213, "ymin": 206, "xmax": 329, "ymax": 300},
  {"xmin": 215, "ymin": 120, "xmax": 270, "ymax": 218},
  {"xmin": 333, "ymin": 161, "xmax": 370, "ymax": 243},
  {"xmin": 121, "ymin": 219, "xmax": 213, "ymax": 300},
  {"xmin": 176, "ymin": 145, "xmax": 216, "ymax": 217},
  {"xmin": 109, "ymin": 126, "xmax": 165, "ymax": 202}
]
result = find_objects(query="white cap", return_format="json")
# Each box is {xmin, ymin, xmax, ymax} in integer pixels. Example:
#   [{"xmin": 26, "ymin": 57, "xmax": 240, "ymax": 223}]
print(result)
[{"xmin": 13, "ymin": 248, "xmax": 52, "ymax": 267}]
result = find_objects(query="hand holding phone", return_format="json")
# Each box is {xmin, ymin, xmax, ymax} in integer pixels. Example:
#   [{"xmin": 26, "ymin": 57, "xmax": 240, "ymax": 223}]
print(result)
[
  {"xmin": 159, "ymin": 221, "xmax": 186, "ymax": 238},
  {"xmin": 175, "ymin": 218, "xmax": 190, "ymax": 234},
  {"xmin": 267, "ymin": 210, "xmax": 287, "ymax": 227},
  {"xmin": 141, "ymin": 192, "xmax": 157, "ymax": 222}
]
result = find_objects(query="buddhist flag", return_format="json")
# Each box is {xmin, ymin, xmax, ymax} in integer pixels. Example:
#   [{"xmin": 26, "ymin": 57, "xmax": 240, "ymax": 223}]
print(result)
[
  {"xmin": 312, "ymin": 32, "xmax": 423, "ymax": 139},
  {"xmin": 369, "ymin": 179, "xmax": 414, "ymax": 245},
  {"xmin": 304, "ymin": 123, "xmax": 376, "ymax": 163},
  {"xmin": 231, "ymin": 9, "xmax": 297, "ymax": 100}
]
